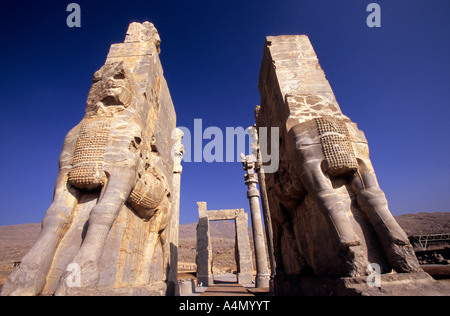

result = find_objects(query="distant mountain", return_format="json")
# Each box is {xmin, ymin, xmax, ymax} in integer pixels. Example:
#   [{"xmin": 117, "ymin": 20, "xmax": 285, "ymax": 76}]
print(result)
[
  {"xmin": 179, "ymin": 212, "xmax": 450, "ymax": 239},
  {"xmin": 180, "ymin": 220, "xmax": 252, "ymax": 240},
  {"xmin": 1, "ymin": 212, "xmax": 448, "ymax": 250},
  {"xmin": 394, "ymin": 212, "xmax": 450, "ymax": 236},
  {"xmin": 1, "ymin": 212, "xmax": 448, "ymax": 246}
]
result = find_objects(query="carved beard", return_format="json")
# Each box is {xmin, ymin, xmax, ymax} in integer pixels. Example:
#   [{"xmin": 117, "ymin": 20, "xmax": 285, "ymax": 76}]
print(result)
[
  {"xmin": 68, "ymin": 78, "xmax": 132, "ymax": 190},
  {"xmin": 68, "ymin": 118, "xmax": 111, "ymax": 190}
]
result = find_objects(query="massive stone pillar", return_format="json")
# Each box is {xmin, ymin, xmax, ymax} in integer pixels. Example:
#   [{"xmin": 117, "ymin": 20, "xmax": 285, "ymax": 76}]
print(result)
[
  {"xmin": 168, "ymin": 128, "xmax": 184, "ymax": 295},
  {"xmin": 1, "ymin": 22, "xmax": 180, "ymax": 296},
  {"xmin": 233, "ymin": 211, "xmax": 254, "ymax": 285},
  {"xmin": 241, "ymin": 155, "xmax": 270, "ymax": 288},
  {"xmin": 250, "ymin": 128, "xmax": 277, "ymax": 290},
  {"xmin": 195, "ymin": 202, "xmax": 213, "ymax": 287},
  {"xmin": 256, "ymin": 35, "xmax": 440, "ymax": 296}
]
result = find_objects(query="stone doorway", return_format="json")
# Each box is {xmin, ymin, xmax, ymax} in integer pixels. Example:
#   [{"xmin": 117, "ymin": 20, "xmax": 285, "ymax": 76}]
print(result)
[
  {"xmin": 209, "ymin": 220, "xmax": 237, "ymax": 279},
  {"xmin": 195, "ymin": 202, "xmax": 253, "ymax": 286}
]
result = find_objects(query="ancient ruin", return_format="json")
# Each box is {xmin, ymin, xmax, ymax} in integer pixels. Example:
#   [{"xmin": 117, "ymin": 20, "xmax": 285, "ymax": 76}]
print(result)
[
  {"xmin": 195, "ymin": 202, "xmax": 253, "ymax": 286},
  {"xmin": 2, "ymin": 19, "xmax": 447, "ymax": 296},
  {"xmin": 255, "ymin": 35, "xmax": 440, "ymax": 295},
  {"xmin": 241, "ymin": 154, "xmax": 270, "ymax": 288},
  {"xmin": 1, "ymin": 22, "xmax": 181, "ymax": 296}
]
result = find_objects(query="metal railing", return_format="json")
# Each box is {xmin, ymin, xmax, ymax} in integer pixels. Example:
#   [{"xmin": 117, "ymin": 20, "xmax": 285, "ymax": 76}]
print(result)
[{"xmin": 409, "ymin": 234, "xmax": 450, "ymax": 250}]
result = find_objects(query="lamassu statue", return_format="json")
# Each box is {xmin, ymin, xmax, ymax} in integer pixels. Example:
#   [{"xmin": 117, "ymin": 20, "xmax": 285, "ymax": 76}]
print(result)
[
  {"xmin": 256, "ymin": 35, "xmax": 431, "ymax": 295},
  {"xmin": 2, "ymin": 22, "xmax": 179, "ymax": 296}
]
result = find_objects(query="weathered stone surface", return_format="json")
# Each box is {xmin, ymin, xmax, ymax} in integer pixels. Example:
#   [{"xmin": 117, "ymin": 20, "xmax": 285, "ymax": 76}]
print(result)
[
  {"xmin": 274, "ymin": 272, "xmax": 449, "ymax": 296},
  {"xmin": 195, "ymin": 203, "xmax": 253, "ymax": 286},
  {"xmin": 241, "ymin": 154, "xmax": 270, "ymax": 288},
  {"xmin": 196, "ymin": 202, "xmax": 213, "ymax": 287},
  {"xmin": 1, "ymin": 22, "xmax": 180, "ymax": 296},
  {"xmin": 256, "ymin": 35, "xmax": 437, "ymax": 295}
]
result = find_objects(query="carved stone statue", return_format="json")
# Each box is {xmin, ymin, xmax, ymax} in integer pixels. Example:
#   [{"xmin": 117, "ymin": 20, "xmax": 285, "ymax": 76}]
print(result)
[
  {"xmin": 256, "ymin": 35, "xmax": 438, "ymax": 295},
  {"xmin": 1, "ymin": 22, "xmax": 180, "ymax": 296}
]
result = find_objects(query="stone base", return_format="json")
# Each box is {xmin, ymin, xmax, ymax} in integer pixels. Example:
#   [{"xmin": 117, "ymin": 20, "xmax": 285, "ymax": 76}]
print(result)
[
  {"xmin": 197, "ymin": 274, "xmax": 214, "ymax": 287},
  {"xmin": 55, "ymin": 281, "xmax": 171, "ymax": 296},
  {"xmin": 255, "ymin": 273, "xmax": 270, "ymax": 288},
  {"xmin": 237, "ymin": 272, "xmax": 254, "ymax": 285},
  {"xmin": 179, "ymin": 279, "xmax": 195, "ymax": 295},
  {"xmin": 273, "ymin": 272, "xmax": 450, "ymax": 296}
]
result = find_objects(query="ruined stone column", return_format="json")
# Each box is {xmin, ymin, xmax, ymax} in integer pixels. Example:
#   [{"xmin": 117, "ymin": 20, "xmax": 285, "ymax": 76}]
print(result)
[
  {"xmin": 196, "ymin": 202, "xmax": 213, "ymax": 287},
  {"xmin": 241, "ymin": 155, "xmax": 270, "ymax": 288},
  {"xmin": 251, "ymin": 125, "xmax": 276, "ymax": 290},
  {"xmin": 234, "ymin": 211, "xmax": 254, "ymax": 285},
  {"xmin": 167, "ymin": 128, "xmax": 184, "ymax": 295}
]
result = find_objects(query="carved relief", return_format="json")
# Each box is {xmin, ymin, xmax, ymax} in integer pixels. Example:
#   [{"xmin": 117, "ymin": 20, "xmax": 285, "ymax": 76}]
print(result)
[
  {"xmin": 1, "ymin": 22, "xmax": 178, "ymax": 296},
  {"xmin": 68, "ymin": 119, "xmax": 111, "ymax": 190},
  {"xmin": 257, "ymin": 35, "xmax": 424, "ymax": 295},
  {"xmin": 315, "ymin": 117, "xmax": 358, "ymax": 176}
]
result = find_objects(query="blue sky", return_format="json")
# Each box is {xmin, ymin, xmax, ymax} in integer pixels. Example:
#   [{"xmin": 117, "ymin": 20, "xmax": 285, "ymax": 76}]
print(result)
[{"xmin": 0, "ymin": 0, "xmax": 448, "ymax": 225}]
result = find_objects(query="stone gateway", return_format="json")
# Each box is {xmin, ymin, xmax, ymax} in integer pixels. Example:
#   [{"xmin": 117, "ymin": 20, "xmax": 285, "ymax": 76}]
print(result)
[{"xmin": 195, "ymin": 202, "xmax": 254, "ymax": 286}]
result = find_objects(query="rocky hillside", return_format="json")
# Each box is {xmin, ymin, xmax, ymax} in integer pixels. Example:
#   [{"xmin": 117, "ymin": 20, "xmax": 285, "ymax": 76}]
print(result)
[
  {"xmin": 394, "ymin": 212, "xmax": 450, "ymax": 235},
  {"xmin": 0, "ymin": 223, "xmax": 41, "ymax": 286}
]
